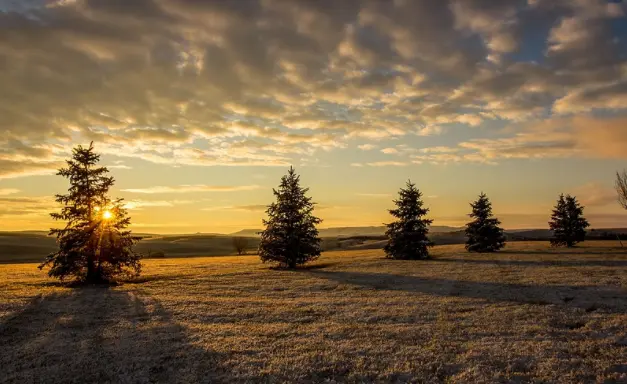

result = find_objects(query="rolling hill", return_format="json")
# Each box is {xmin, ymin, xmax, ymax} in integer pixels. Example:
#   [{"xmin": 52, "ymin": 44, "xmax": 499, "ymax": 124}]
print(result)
[
  {"xmin": 232, "ymin": 225, "xmax": 463, "ymax": 237},
  {"xmin": 2, "ymin": 227, "xmax": 626, "ymax": 263}
]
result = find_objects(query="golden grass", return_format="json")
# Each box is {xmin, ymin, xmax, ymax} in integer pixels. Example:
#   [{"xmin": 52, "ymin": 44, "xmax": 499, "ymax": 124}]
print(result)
[{"xmin": 1, "ymin": 241, "xmax": 626, "ymax": 383}]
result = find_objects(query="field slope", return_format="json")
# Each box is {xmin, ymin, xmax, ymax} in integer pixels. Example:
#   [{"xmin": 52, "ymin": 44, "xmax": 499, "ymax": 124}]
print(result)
[{"xmin": 1, "ymin": 241, "xmax": 626, "ymax": 383}]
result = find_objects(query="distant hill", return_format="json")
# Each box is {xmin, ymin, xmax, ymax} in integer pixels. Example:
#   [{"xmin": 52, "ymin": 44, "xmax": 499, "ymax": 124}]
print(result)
[
  {"xmin": 2, "ymin": 227, "xmax": 626, "ymax": 264},
  {"xmin": 0, "ymin": 232, "xmax": 57, "ymax": 263},
  {"xmin": 506, "ymin": 228, "xmax": 627, "ymax": 241},
  {"xmin": 0, "ymin": 231, "xmax": 262, "ymax": 263},
  {"xmin": 232, "ymin": 225, "xmax": 463, "ymax": 238},
  {"xmin": 231, "ymin": 229, "xmax": 263, "ymax": 237}
]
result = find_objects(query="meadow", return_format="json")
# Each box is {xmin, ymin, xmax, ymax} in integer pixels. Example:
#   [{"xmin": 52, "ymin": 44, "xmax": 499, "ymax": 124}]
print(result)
[{"xmin": 1, "ymin": 241, "xmax": 626, "ymax": 383}]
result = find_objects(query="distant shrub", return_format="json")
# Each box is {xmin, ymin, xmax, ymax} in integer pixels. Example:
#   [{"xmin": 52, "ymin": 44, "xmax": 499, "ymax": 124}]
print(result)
[
  {"xmin": 145, "ymin": 249, "xmax": 166, "ymax": 258},
  {"xmin": 233, "ymin": 237, "xmax": 248, "ymax": 255},
  {"xmin": 321, "ymin": 238, "xmax": 340, "ymax": 251}
]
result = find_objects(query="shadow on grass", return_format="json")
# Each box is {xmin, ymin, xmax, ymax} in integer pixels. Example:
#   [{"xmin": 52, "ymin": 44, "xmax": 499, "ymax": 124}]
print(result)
[
  {"xmin": 0, "ymin": 287, "xmax": 230, "ymax": 383},
  {"xmin": 434, "ymin": 258, "xmax": 627, "ymax": 267},
  {"xmin": 269, "ymin": 262, "xmax": 341, "ymax": 271},
  {"xmin": 307, "ymin": 271, "xmax": 627, "ymax": 313},
  {"xmin": 498, "ymin": 247, "xmax": 627, "ymax": 256},
  {"xmin": 22, "ymin": 274, "xmax": 189, "ymax": 288},
  {"xmin": 121, "ymin": 274, "xmax": 188, "ymax": 284}
]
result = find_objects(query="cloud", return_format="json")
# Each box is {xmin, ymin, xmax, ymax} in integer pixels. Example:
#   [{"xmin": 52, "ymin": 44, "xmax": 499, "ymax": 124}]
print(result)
[
  {"xmin": 554, "ymin": 80, "xmax": 627, "ymax": 114},
  {"xmin": 571, "ymin": 116, "xmax": 627, "ymax": 159},
  {"xmin": 0, "ymin": 189, "xmax": 20, "ymax": 196},
  {"xmin": 129, "ymin": 222, "xmax": 195, "ymax": 229},
  {"xmin": 121, "ymin": 184, "xmax": 261, "ymax": 194},
  {"xmin": 381, "ymin": 148, "xmax": 399, "ymax": 155},
  {"xmin": 202, "ymin": 204, "xmax": 266, "ymax": 212},
  {"xmin": 413, "ymin": 115, "xmax": 627, "ymax": 165},
  {"xmin": 106, "ymin": 164, "xmax": 133, "ymax": 170},
  {"xmin": 0, "ymin": 196, "xmax": 57, "ymax": 217},
  {"xmin": 0, "ymin": 0, "xmax": 626, "ymax": 178},
  {"xmin": 379, "ymin": 144, "xmax": 417, "ymax": 156},
  {"xmin": 203, "ymin": 203, "xmax": 338, "ymax": 212},
  {"xmin": 572, "ymin": 183, "xmax": 618, "ymax": 208},
  {"xmin": 123, "ymin": 199, "xmax": 201, "ymax": 209},
  {"xmin": 365, "ymin": 161, "xmax": 408, "ymax": 167},
  {"xmin": 357, "ymin": 193, "xmax": 391, "ymax": 198}
]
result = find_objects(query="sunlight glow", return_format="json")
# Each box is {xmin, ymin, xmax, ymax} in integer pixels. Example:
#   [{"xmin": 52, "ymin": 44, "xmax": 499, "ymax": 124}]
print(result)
[{"xmin": 102, "ymin": 210, "xmax": 113, "ymax": 220}]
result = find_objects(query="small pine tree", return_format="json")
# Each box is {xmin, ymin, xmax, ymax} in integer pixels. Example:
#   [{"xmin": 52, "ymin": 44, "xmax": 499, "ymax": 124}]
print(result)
[
  {"xmin": 384, "ymin": 180, "xmax": 433, "ymax": 260},
  {"xmin": 549, "ymin": 194, "xmax": 568, "ymax": 247},
  {"xmin": 39, "ymin": 143, "xmax": 141, "ymax": 283},
  {"xmin": 258, "ymin": 167, "xmax": 322, "ymax": 268},
  {"xmin": 465, "ymin": 193, "xmax": 506, "ymax": 252},
  {"xmin": 549, "ymin": 194, "xmax": 590, "ymax": 247}
]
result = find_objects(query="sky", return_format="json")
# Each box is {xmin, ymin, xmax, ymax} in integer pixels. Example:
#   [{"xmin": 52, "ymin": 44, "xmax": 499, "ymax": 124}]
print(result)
[{"xmin": 1, "ymin": 0, "xmax": 627, "ymax": 234}]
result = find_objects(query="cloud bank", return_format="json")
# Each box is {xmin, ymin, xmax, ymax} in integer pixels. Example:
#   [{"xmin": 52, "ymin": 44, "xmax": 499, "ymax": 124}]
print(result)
[{"xmin": 0, "ymin": 0, "xmax": 626, "ymax": 179}]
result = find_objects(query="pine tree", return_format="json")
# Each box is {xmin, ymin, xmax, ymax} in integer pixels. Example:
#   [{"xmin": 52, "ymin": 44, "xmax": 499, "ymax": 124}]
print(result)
[
  {"xmin": 39, "ymin": 143, "xmax": 141, "ymax": 283},
  {"xmin": 549, "ymin": 194, "xmax": 568, "ymax": 247},
  {"xmin": 549, "ymin": 194, "xmax": 590, "ymax": 247},
  {"xmin": 465, "ymin": 193, "xmax": 506, "ymax": 252},
  {"xmin": 384, "ymin": 180, "xmax": 433, "ymax": 260},
  {"xmin": 258, "ymin": 167, "xmax": 322, "ymax": 268}
]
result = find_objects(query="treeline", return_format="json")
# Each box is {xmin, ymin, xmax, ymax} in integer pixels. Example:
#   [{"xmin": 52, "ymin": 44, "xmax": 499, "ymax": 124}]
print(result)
[
  {"xmin": 255, "ymin": 170, "xmax": 591, "ymax": 266},
  {"xmin": 41, "ymin": 144, "xmax": 618, "ymax": 283}
]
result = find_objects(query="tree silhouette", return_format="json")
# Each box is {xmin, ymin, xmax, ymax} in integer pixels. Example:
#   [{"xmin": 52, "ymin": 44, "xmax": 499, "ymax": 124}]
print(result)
[
  {"xmin": 465, "ymin": 193, "xmax": 506, "ymax": 253},
  {"xmin": 232, "ymin": 237, "xmax": 248, "ymax": 255},
  {"xmin": 616, "ymin": 170, "xmax": 627, "ymax": 210},
  {"xmin": 40, "ymin": 143, "xmax": 141, "ymax": 283},
  {"xmin": 384, "ymin": 180, "xmax": 433, "ymax": 260},
  {"xmin": 258, "ymin": 167, "xmax": 322, "ymax": 268},
  {"xmin": 549, "ymin": 194, "xmax": 590, "ymax": 247}
]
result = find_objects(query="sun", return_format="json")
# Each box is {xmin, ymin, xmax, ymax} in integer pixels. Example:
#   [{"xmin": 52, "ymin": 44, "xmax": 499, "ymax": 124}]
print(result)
[{"xmin": 102, "ymin": 210, "xmax": 113, "ymax": 220}]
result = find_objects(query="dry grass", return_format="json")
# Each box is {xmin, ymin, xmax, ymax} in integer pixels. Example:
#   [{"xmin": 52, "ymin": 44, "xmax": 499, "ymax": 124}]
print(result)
[{"xmin": 1, "ymin": 241, "xmax": 627, "ymax": 383}]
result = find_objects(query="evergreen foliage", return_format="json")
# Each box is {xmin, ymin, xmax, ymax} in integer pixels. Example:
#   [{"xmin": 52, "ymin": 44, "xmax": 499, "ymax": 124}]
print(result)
[
  {"xmin": 258, "ymin": 167, "xmax": 322, "ymax": 268},
  {"xmin": 39, "ymin": 143, "xmax": 141, "ymax": 283},
  {"xmin": 465, "ymin": 193, "xmax": 506, "ymax": 252},
  {"xmin": 384, "ymin": 180, "xmax": 433, "ymax": 260},
  {"xmin": 549, "ymin": 194, "xmax": 590, "ymax": 247}
]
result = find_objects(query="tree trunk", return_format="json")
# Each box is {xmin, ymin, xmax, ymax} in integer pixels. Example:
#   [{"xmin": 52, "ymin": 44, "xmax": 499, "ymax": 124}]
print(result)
[
  {"xmin": 86, "ymin": 248, "xmax": 103, "ymax": 283},
  {"xmin": 86, "ymin": 256, "xmax": 98, "ymax": 283}
]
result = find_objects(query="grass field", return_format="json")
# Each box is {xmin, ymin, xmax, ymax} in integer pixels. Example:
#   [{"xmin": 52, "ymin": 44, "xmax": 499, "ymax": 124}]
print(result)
[{"xmin": 1, "ymin": 241, "xmax": 626, "ymax": 383}]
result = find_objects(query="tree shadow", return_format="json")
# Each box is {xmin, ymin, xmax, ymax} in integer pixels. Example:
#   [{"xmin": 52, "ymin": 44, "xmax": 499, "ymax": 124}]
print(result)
[
  {"xmin": 434, "ymin": 258, "xmax": 627, "ymax": 267},
  {"xmin": 307, "ymin": 271, "xmax": 627, "ymax": 313},
  {"xmin": 121, "ymin": 273, "xmax": 188, "ymax": 284},
  {"xmin": 268, "ymin": 262, "xmax": 341, "ymax": 271},
  {"xmin": 0, "ymin": 287, "xmax": 231, "ymax": 383},
  {"xmin": 498, "ymin": 247, "xmax": 627, "ymax": 256}
]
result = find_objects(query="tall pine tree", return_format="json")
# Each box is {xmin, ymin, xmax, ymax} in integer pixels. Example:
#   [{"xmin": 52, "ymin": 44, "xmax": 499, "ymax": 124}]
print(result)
[
  {"xmin": 258, "ymin": 167, "xmax": 322, "ymax": 268},
  {"xmin": 39, "ymin": 143, "xmax": 141, "ymax": 283},
  {"xmin": 384, "ymin": 180, "xmax": 433, "ymax": 260},
  {"xmin": 465, "ymin": 193, "xmax": 506, "ymax": 252},
  {"xmin": 549, "ymin": 194, "xmax": 590, "ymax": 247}
]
